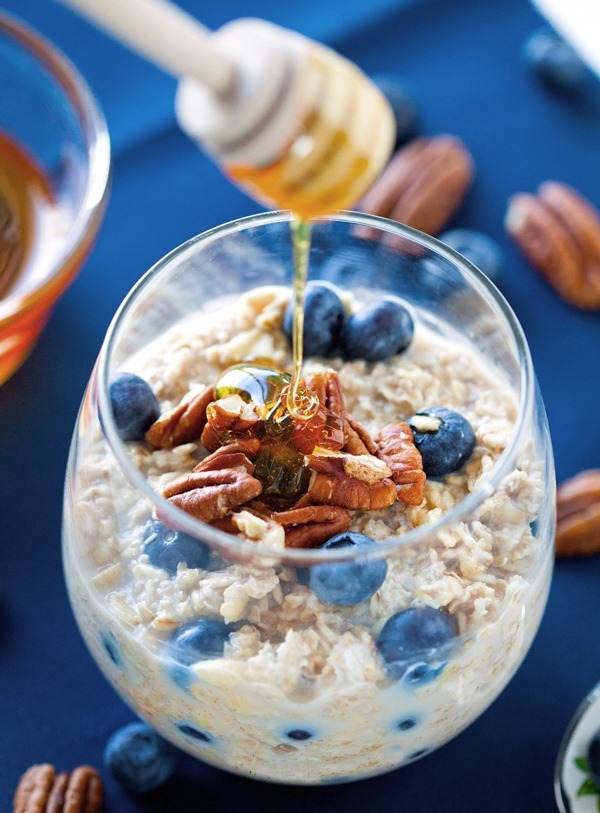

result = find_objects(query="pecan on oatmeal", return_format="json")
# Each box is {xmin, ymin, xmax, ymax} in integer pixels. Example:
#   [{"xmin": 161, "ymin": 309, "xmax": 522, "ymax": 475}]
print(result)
[
  {"xmin": 145, "ymin": 384, "xmax": 214, "ymax": 448},
  {"xmin": 163, "ymin": 468, "xmax": 262, "ymax": 522},
  {"xmin": 343, "ymin": 415, "xmax": 379, "ymax": 456},
  {"xmin": 305, "ymin": 448, "xmax": 397, "ymax": 510},
  {"xmin": 290, "ymin": 370, "xmax": 346, "ymax": 454},
  {"xmin": 376, "ymin": 422, "xmax": 426, "ymax": 506},
  {"xmin": 271, "ymin": 505, "xmax": 351, "ymax": 548}
]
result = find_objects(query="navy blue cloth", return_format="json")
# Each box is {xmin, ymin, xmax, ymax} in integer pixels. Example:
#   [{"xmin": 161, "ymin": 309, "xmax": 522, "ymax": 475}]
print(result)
[{"xmin": 2, "ymin": 0, "xmax": 600, "ymax": 810}]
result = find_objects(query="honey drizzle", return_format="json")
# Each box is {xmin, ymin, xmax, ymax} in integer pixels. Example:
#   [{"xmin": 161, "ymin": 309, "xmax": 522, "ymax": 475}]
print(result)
[{"xmin": 287, "ymin": 217, "xmax": 318, "ymax": 418}]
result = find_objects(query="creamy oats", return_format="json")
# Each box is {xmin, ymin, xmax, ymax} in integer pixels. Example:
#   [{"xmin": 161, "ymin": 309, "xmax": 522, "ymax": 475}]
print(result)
[{"xmin": 63, "ymin": 286, "xmax": 553, "ymax": 784}]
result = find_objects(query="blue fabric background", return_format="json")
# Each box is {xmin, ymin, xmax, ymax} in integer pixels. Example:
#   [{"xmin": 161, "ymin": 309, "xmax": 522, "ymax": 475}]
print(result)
[{"xmin": 1, "ymin": 0, "xmax": 600, "ymax": 810}]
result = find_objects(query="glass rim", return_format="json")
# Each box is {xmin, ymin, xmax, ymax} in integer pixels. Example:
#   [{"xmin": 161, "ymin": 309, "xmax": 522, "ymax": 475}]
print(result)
[
  {"xmin": 97, "ymin": 209, "xmax": 535, "ymax": 565},
  {"xmin": 0, "ymin": 12, "xmax": 111, "ymax": 325}
]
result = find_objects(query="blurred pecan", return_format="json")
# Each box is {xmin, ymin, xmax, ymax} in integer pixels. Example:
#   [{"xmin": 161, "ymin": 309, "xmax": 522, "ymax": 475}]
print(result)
[
  {"xmin": 13, "ymin": 764, "xmax": 103, "ymax": 813},
  {"xmin": 213, "ymin": 509, "xmax": 286, "ymax": 547},
  {"xmin": 506, "ymin": 181, "xmax": 600, "ymax": 310},
  {"xmin": 271, "ymin": 505, "xmax": 351, "ymax": 548},
  {"xmin": 200, "ymin": 423, "xmax": 222, "ymax": 452},
  {"xmin": 556, "ymin": 469, "xmax": 600, "ymax": 557},
  {"xmin": 343, "ymin": 415, "xmax": 378, "ymax": 456},
  {"xmin": 305, "ymin": 449, "xmax": 396, "ymax": 510},
  {"xmin": 163, "ymin": 468, "xmax": 262, "ymax": 522},
  {"xmin": 376, "ymin": 423, "xmax": 426, "ymax": 506},
  {"xmin": 145, "ymin": 384, "xmax": 214, "ymax": 448},
  {"xmin": 358, "ymin": 135, "xmax": 474, "ymax": 238},
  {"xmin": 290, "ymin": 370, "xmax": 346, "ymax": 454}
]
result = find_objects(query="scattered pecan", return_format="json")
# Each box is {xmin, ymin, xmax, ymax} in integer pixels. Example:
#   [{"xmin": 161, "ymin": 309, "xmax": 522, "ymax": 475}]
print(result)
[
  {"xmin": 163, "ymin": 468, "xmax": 262, "ymax": 522},
  {"xmin": 556, "ymin": 469, "xmax": 600, "ymax": 557},
  {"xmin": 357, "ymin": 135, "xmax": 474, "ymax": 238},
  {"xmin": 13, "ymin": 764, "xmax": 103, "ymax": 813},
  {"xmin": 200, "ymin": 423, "xmax": 222, "ymax": 452},
  {"xmin": 376, "ymin": 423, "xmax": 426, "ymax": 506},
  {"xmin": 206, "ymin": 394, "xmax": 261, "ymax": 435},
  {"xmin": 271, "ymin": 505, "xmax": 351, "ymax": 548},
  {"xmin": 145, "ymin": 384, "xmax": 214, "ymax": 448},
  {"xmin": 305, "ymin": 449, "xmax": 396, "ymax": 510},
  {"xmin": 506, "ymin": 181, "xmax": 600, "ymax": 310},
  {"xmin": 290, "ymin": 370, "xmax": 346, "ymax": 454},
  {"xmin": 343, "ymin": 415, "xmax": 379, "ymax": 456}
]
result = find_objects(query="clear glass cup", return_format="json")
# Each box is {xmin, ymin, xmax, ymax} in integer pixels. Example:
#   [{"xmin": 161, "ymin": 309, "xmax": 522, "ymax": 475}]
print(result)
[
  {"xmin": 0, "ymin": 13, "xmax": 110, "ymax": 385},
  {"xmin": 62, "ymin": 211, "xmax": 555, "ymax": 784}
]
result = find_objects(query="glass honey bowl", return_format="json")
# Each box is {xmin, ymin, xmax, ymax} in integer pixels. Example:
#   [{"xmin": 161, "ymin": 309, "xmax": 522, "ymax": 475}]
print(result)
[
  {"xmin": 0, "ymin": 13, "xmax": 110, "ymax": 385},
  {"xmin": 63, "ymin": 211, "xmax": 555, "ymax": 784}
]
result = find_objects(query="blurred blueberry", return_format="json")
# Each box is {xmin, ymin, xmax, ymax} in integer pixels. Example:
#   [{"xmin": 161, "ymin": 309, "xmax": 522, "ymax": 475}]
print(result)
[
  {"xmin": 109, "ymin": 372, "xmax": 160, "ymax": 442},
  {"xmin": 177, "ymin": 723, "xmax": 213, "ymax": 743},
  {"xmin": 397, "ymin": 717, "xmax": 418, "ymax": 731},
  {"xmin": 342, "ymin": 298, "xmax": 414, "ymax": 362},
  {"xmin": 282, "ymin": 281, "xmax": 346, "ymax": 357},
  {"xmin": 402, "ymin": 661, "xmax": 445, "ymax": 687},
  {"xmin": 438, "ymin": 228, "xmax": 503, "ymax": 282},
  {"xmin": 101, "ymin": 631, "xmax": 123, "ymax": 669},
  {"xmin": 310, "ymin": 532, "xmax": 387, "ymax": 606},
  {"xmin": 286, "ymin": 729, "xmax": 313, "ymax": 741},
  {"xmin": 143, "ymin": 519, "xmax": 210, "ymax": 576},
  {"xmin": 524, "ymin": 28, "xmax": 587, "ymax": 91},
  {"xmin": 104, "ymin": 722, "xmax": 178, "ymax": 793},
  {"xmin": 409, "ymin": 407, "xmax": 476, "ymax": 477},
  {"xmin": 372, "ymin": 74, "xmax": 419, "ymax": 147},
  {"xmin": 169, "ymin": 618, "xmax": 237, "ymax": 665},
  {"xmin": 589, "ymin": 729, "xmax": 600, "ymax": 786},
  {"xmin": 377, "ymin": 607, "xmax": 458, "ymax": 681}
]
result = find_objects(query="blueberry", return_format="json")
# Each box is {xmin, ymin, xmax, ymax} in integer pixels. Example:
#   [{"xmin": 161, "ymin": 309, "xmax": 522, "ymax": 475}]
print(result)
[
  {"xmin": 104, "ymin": 722, "xmax": 178, "ymax": 793},
  {"xmin": 177, "ymin": 723, "xmax": 212, "ymax": 743},
  {"xmin": 286, "ymin": 729, "xmax": 313, "ymax": 741},
  {"xmin": 309, "ymin": 532, "xmax": 387, "ymax": 606},
  {"xmin": 101, "ymin": 631, "xmax": 123, "ymax": 668},
  {"xmin": 282, "ymin": 281, "xmax": 346, "ymax": 356},
  {"xmin": 377, "ymin": 607, "xmax": 458, "ymax": 681},
  {"xmin": 372, "ymin": 74, "xmax": 419, "ymax": 147},
  {"xmin": 409, "ymin": 406, "xmax": 476, "ymax": 477},
  {"xmin": 524, "ymin": 28, "xmax": 587, "ymax": 91},
  {"xmin": 397, "ymin": 717, "xmax": 418, "ymax": 731},
  {"xmin": 342, "ymin": 298, "xmax": 414, "ymax": 362},
  {"xmin": 109, "ymin": 372, "xmax": 160, "ymax": 442},
  {"xmin": 438, "ymin": 229, "xmax": 503, "ymax": 282},
  {"xmin": 589, "ymin": 729, "xmax": 600, "ymax": 786},
  {"xmin": 169, "ymin": 618, "xmax": 237, "ymax": 665},
  {"xmin": 143, "ymin": 519, "xmax": 210, "ymax": 576}
]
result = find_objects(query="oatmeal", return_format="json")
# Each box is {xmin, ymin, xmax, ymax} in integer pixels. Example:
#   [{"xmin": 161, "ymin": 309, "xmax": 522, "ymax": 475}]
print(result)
[{"xmin": 63, "ymin": 285, "xmax": 553, "ymax": 784}]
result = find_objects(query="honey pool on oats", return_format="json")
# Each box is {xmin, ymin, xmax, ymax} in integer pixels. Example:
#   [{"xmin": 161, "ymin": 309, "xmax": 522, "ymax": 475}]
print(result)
[{"xmin": 63, "ymin": 230, "xmax": 554, "ymax": 783}]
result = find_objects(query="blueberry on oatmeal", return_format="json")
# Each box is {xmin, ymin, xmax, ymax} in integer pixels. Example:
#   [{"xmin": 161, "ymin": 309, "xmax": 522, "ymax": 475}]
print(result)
[
  {"xmin": 439, "ymin": 228, "xmax": 503, "ymax": 282},
  {"xmin": 170, "ymin": 618, "xmax": 237, "ymax": 664},
  {"xmin": 283, "ymin": 281, "xmax": 346, "ymax": 356},
  {"xmin": 109, "ymin": 372, "xmax": 160, "ymax": 441},
  {"xmin": 342, "ymin": 298, "xmax": 414, "ymax": 361},
  {"xmin": 377, "ymin": 607, "xmax": 458, "ymax": 681},
  {"xmin": 143, "ymin": 519, "xmax": 210, "ymax": 576},
  {"xmin": 309, "ymin": 532, "xmax": 387, "ymax": 606},
  {"xmin": 409, "ymin": 406, "xmax": 476, "ymax": 477},
  {"xmin": 104, "ymin": 722, "xmax": 178, "ymax": 793}
]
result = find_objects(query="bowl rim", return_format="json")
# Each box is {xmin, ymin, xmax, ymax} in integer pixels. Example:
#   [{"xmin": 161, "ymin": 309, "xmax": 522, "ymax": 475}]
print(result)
[
  {"xmin": 97, "ymin": 209, "xmax": 538, "ymax": 565},
  {"xmin": 0, "ymin": 12, "xmax": 111, "ymax": 324}
]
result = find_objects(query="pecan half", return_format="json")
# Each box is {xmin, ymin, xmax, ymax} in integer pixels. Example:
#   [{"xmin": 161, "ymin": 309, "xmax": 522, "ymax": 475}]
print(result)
[
  {"xmin": 305, "ymin": 449, "xmax": 396, "ymax": 510},
  {"xmin": 556, "ymin": 469, "xmax": 600, "ymax": 557},
  {"xmin": 506, "ymin": 181, "xmax": 600, "ymax": 310},
  {"xmin": 376, "ymin": 423, "xmax": 426, "ymax": 506},
  {"xmin": 163, "ymin": 468, "xmax": 262, "ymax": 522},
  {"xmin": 145, "ymin": 384, "xmax": 214, "ymax": 448},
  {"xmin": 194, "ymin": 438, "xmax": 262, "ymax": 475},
  {"xmin": 271, "ymin": 505, "xmax": 351, "ymax": 548},
  {"xmin": 343, "ymin": 415, "xmax": 378, "ymax": 456},
  {"xmin": 13, "ymin": 764, "xmax": 103, "ymax": 813},
  {"xmin": 206, "ymin": 394, "xmax": 261, "ymax": 435},
  {"xmin": 357, "ymin": 135, "xmax": 474, "ymax": 238},
  {"xmin": 290, "ymin": 370, "xmax": 346, "ymax": 454}
]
